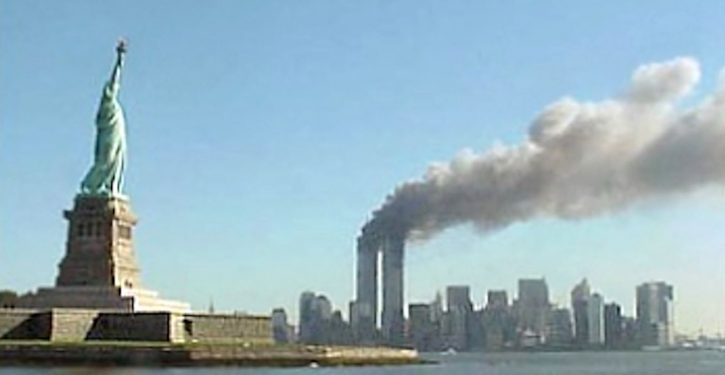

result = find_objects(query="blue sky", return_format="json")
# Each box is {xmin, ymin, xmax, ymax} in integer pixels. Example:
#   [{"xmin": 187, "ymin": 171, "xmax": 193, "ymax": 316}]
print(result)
[{"xmin": 2, "ymin": 1, "xmax": 725, "ymax": 334}]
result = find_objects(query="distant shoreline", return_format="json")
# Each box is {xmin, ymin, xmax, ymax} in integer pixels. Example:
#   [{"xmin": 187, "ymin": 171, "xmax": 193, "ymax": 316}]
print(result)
[{"xmin": 420, "ymin": 347, "xmax": 721, "ymax": 354}]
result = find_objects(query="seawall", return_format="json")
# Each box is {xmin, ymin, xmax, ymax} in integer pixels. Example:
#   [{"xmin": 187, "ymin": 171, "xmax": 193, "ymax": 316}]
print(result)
[{"xmin": 0, "ymin": 342, "xmax": 422, "ymax": 367}]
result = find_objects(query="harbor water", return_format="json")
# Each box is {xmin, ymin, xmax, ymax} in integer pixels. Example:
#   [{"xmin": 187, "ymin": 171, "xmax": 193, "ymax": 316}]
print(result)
[{"xmin": 2, "ymin": 351, "xmax": 725, "ymax": 375}]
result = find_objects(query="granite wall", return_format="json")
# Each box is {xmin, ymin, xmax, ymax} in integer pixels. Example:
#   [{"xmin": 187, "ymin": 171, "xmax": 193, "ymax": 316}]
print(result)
[
  {"xmin": 50, "ymin": 309, "xmax": 99, "ymax": 341},
  {"xmin": 0, "ymin": 309, "xmax": 50, "ymax": 340},
  {"xmin": 0, "ymin": 309, "xmax": 272, "ymax": 344},
  {"xmin": 182, "ymin": 313, "xmax": 272, "ymax": 344},
  {"xmin": 87, "ymin": 312, "xmax": 172, "ymax": 341}
]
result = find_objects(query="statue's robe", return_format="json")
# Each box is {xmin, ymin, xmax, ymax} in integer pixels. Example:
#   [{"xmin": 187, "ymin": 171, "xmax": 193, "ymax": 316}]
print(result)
[{"xmin": 81, "ymin": 56, "xmax": 127, "ymax": 196}]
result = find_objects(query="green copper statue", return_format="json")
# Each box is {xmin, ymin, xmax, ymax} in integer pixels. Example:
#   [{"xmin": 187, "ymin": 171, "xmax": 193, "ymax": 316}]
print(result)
[{"xmin": 81, "ymin": 40, "xmax": 128, "ymax": 196}]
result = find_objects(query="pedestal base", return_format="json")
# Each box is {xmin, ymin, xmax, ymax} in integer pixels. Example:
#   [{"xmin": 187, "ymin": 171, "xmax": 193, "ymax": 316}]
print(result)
[{"xmin": 16, "ymin": 286, "xmax": 190, "ymax": 314}]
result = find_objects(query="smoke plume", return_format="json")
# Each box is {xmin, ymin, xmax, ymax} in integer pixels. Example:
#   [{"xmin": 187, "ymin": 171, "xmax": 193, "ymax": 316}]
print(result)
[{"xmin": 364, "ymin": 57, "xmax": 725, "ymax": 241}]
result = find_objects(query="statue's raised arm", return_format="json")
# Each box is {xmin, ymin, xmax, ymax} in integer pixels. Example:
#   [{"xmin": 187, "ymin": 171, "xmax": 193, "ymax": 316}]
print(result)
[
  {"xmin": 109, "ymin": 39, "xmax": 126, "ymax": 93},
  {"xmin": 80, "ymin": 40, "xmax": 129, "ymax": 197}
]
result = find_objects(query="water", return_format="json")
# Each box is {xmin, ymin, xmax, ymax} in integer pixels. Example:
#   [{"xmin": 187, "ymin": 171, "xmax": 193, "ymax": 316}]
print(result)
[{"xmin": 1, "ymin": 351, "xmax": 724, "ymax": 375}]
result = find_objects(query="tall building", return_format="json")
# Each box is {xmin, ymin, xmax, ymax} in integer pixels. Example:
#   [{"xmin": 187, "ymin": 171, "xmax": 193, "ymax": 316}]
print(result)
[
  {"xmin": 622, "ymin": 316, "xmax": 638, "ymax": 349},
  {"xmin": 381, "ymin": 235, "xmax": 405, "ymax": 346},
  {"xmin": 348, "ymin": 300, "xmax": 358, "ymax": 333},
  {"xmin": 325, "ymin": 310, "xmax": 354, "ymax": 345},
  {"xmin": 428, "ymin": 291, "xmax": 444, "ymax": 350},
  {"xmin": 354, "ymin": 230, "xmax": 406, "ymax": 346},
  {"xmin": 570, "ymin": 278, "xmax": 591, "ymax": 301},
  {"xmin": 636, "ymin": 282, "xmax": 674, "ymax": 347},
  {"xmin": 408, "ymin": 303, "xmax": 435, "ymax": 351},
  {"xmin": 517, "ymin": 278, "xmax": 550, "ymax": 338},
  {"xmin": 446, "ymin": 285, "xmax": 473, "ymax": 350},
  {"xmin": 571, "ymin": 278, "xmax": 590, "ymax": 346},
  {"xmin": 298, "ymin": 292, "xmax": 336, "ymax": 344},
  {"xmin": 587, "ymin": 293, "xmax": 604, "ymax": 346},
  {"xmin": 312, "ymin": 295, "xmax": 332, "ymax": 321},
  {"xmin": 487, "ymin": 290, "xmax": 508, "ymax": 310},
  {"xmin": 272, "ymin": 308, "xmax": 293, "ymax": 343},
  {"xmin": 546, "ymin": 307, "xmax": 573, "ymax": 348},
  {"xmin": 353, "ymin": 235, "xmax": 378, "ymax": 343},
  {"xmin": 298, "ymin": 291, "xmax": 316, "ymax": 343},
  {"xmin": 482, "ymin": 289, "xmax": 514, "ymax": 351},
  {"xmin": 604, "ymin": 303, "xmax": 623, "ymax": 349},
  {"xmin": 447, "ymin": 286, "xmax": 473, "ymax": 311},
  {"xmin": 430, "ymin": 291, "xmax": 444, "ymax": 324}
]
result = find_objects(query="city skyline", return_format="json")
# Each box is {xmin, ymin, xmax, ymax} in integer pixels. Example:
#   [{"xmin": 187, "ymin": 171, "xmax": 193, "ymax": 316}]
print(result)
[
  {"xmin": 293, "ymin": 278, "xmax": 677, "ymax": 350},
  {"xmin": 3, "ymin": 1, "xmax": 725, "ymax": 336}
]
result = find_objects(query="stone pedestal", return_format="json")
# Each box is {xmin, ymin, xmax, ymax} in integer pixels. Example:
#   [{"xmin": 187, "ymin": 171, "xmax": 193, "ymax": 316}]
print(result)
[
  {"xmin": 17, "ymin": 286, "xmax": 190, "ymax": 313},
  {"xmin": 57, "ymin": 195, "xmax": 140, "ymax": 288},
  {"xmin": 17, "ymin": 195, "xmax": 189, "ymax": 313}
]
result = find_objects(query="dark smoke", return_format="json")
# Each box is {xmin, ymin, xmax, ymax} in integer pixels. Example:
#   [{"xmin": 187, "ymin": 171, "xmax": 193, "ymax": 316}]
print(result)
[{"xmin": 363, "ymin": 57, "xmax": 725, "ymax": 241}]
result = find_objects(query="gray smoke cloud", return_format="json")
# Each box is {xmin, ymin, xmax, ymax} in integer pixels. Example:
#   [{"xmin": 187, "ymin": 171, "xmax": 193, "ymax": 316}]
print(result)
[{"xmin": 363, "ymin": 57, "xmax": 725, "ymax": 241}]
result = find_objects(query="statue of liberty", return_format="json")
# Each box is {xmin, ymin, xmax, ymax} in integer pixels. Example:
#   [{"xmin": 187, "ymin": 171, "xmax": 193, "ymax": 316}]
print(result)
[{"xmin": 81, "ymin": 40, "xmax": 128, "ymax": 196}]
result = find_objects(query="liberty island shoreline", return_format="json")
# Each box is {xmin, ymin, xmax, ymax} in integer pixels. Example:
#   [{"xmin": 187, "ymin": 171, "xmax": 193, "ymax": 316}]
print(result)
[{"xmin": 0, "ymin": 342, "xmax": 423, "ymax": 367}]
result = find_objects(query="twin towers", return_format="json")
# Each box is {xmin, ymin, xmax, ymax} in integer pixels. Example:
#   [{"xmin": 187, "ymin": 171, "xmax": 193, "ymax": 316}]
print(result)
[{"xmin": 352, "ymin": 230, "xmax": 406, "ymax": 346}]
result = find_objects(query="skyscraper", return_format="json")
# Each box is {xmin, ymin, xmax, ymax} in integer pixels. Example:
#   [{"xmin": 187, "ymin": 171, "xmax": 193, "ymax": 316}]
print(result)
[
  {"xmin": 482, "ymin": 289, "xmax": 514, "ymax": 351},
  {"xmin": 354, "ymin": 231, "xmax": 406, "ymax": 346},
  {"xmin": 430, "ymin": 291, "xmax": 444, "ymax": 324},
  {"xmin": 298, "ymin": 292, "xmax": 336, "ymax": 344},
  {"xmin": 546, "ymin": 307, "xmax": 573, "ymax": 348},
  {"xmin": 312, "ymin": 295, "xmax": 332, "ymax": 321},
  {"xmin": 298, "ymin": 291, "xmax": 316, "ymax": 343},
  {"xmin": 407, "ymin": 303, "xmax": 434, "ymax": 351},
  {"xmin": 571, "ymin": 278, "xmax": 590, "ymax": 346},
  {"xmin": 587, "ymin": 293, "xmax": 604, "ymax": 346},
  {"xmin": 446, "ymin": 285, "xmax": 473, "ymax": 350},
  {"xmin": 604, "ymin": 302, "xmax": 623, "ymax": 349},
  {"xmin": 272, "ymin": 308, "xmax": 292, "ymax": 343},
  {"xmin": 353, "ymin": 235, "xmax": 378, "ymax": 343},
  {"xmin": 487, "ymin": 290, "xmax": 508, "ymax": 310},
  {"xmin": 381, "ymin": 235, "xmax": 405, "ymax": 346},
  {"xmin": 517, "ymin": 278, "xmax": 550, "ymax": 337},
  {"xmin": 428, "ymin": 291, "xmax": 444, "ymax": 350},
  {"xmin": 636, "ymin": 282, "xmax": 674, "ymax": 347}
]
